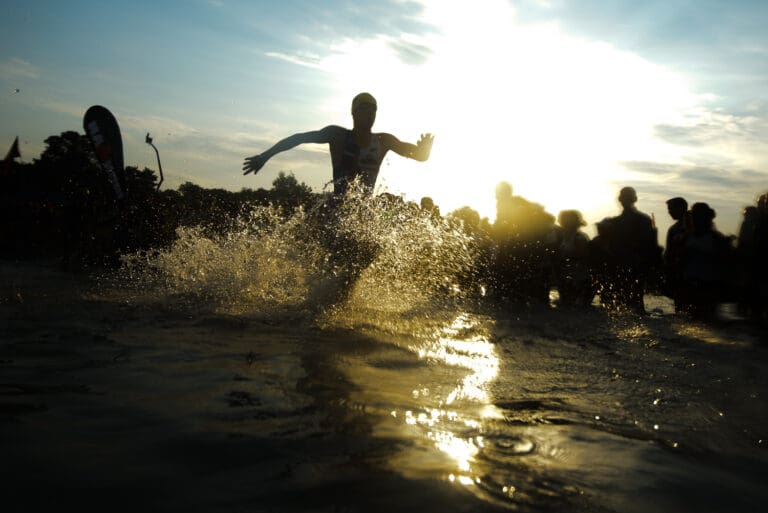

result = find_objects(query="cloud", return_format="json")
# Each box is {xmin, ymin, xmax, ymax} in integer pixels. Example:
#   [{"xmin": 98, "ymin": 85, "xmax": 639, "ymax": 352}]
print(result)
[
  {"xmin": 0, "ymin": 58, "xmax": 40, "ymax": 80},
  {"xmin": 257, "ymin": 1, "xmax": 438, "ymax": 73},
  {"xmin": 40, "ymin": 101, "xmax": 88, "ymax": 119},
  {"xmin": 316, "ymin": 1, "xmax": 435, "ymax": 40},
  {"xmin": 621, "ymin": 160, "xmax": 767, "ymax": 190},
  {"xmin": 621, "ymin": 161, "xmax": 684, "ymax": 177},
  {"xmin": 654, "ymin": 111, "xmax": 761, "ymax": 147},
  {"xmin": 119, "ymin": 114, "xmax": 201, "ymax": 140},
  {"xmin": 267, "ymin": 31, "xmax": 433, "ymax": 71},
  {"xmin": 387, "ymin": 37, "xmax": 433, "ymax": 65},
  {"xmin": 678, "ymin": 166, "xmax": 752, "ymax": 188},
  {"xmin": 264, "ymin": 51, "xmax": 324, "ymax": 70}
]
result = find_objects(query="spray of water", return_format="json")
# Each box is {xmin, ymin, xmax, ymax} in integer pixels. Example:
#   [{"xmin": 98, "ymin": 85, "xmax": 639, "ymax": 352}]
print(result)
[{"xmin": 119, "ymin": 182, "xmax": 481, "ymax": 325}]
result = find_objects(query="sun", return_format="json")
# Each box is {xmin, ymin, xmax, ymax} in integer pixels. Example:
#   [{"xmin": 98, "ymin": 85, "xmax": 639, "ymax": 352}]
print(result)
[{"xmin": 323, "ymin": 1, "xmax": 702, "ymax": 227}]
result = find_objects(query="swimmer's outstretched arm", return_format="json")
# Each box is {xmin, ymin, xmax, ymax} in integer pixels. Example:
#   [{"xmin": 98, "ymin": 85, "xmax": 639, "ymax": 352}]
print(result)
[
  {"xmin": 382, "ymin": 133, "xmax": 434, "ymax": 162},
  {"xmin": 243, "ymin": 125, "xmax": 340, "ymax": 175}
]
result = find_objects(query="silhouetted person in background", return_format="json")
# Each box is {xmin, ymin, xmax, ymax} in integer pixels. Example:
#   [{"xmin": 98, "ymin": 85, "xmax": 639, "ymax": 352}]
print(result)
[
  {"xmin": 491, "ymin": 181, "xmax": 520, "ymax": 300},
  {"xmin": 243, "ymin": 92, "xmax": 434, "ymax": 197},
  {"xmin": 663, "ymin": 197, "xmax": 688, "ymax": 310},
  {"xmin": 736, "ymin": 206, "xmax": 759, "ymax": 317},
  {"xmin": 757, "ymin": 193, "xmax": 768, "ymax": 322},
  {"xmin": 604, "ymin": 187, "xmax": 660, "ymax": 313},
  {"xmin": 555, "ymin": 210, "xmax": 593, "ymax": 307},
  {"xmin": 665, "ymin": 197, "xmax": 688, "ymax": 253},
  {"xmin": 420, "ymin": 196, "xmax": 441, "ymax": 218},
  {"xmin": 738, "ymin": 192, "xmax": 768, "ymax": 322},
  {"xmin": 493, "ymin": 181, "xmax": 517, "ymax": 239},
  {"xmin": 447, "ymin": 205, "xmax": 491, "ymax": 297},
  {"xmin": 491, "ymin": 181, "xmax": 556, "ymax": 305},
  {"xmin": 589, "ymin": 217, "xmax": 618, "ymax": 305},
  {"xmin": 677, "ymin": 202, "xmax": 733, "ymax": 318}
]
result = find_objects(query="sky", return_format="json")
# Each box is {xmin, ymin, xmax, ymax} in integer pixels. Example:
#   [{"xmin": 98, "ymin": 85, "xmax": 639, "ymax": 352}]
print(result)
[{"xmin": 2, "ymin": 0, "xmax": 767, "ymax": 240}]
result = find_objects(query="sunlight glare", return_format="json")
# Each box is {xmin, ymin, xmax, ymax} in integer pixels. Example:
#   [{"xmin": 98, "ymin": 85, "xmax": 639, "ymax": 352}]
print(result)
[
  {"xmin": 323, "ymin": 0, "xmax": 707, "ymax": 223},
  {"xmin": 404, "ymin": 313, "xmax": 499, "ymax": 482}
]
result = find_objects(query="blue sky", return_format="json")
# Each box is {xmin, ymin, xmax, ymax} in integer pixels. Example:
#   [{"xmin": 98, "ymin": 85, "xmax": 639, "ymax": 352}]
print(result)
[{"xmin": 2, "ymin": 0, "xmax": 767, "ymax": 239}]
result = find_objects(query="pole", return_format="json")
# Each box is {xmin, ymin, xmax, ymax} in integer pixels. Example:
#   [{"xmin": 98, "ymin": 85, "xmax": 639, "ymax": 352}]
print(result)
[{"xmin": 145, "ymin": 133, "xmax": 164, "ymax": 191}]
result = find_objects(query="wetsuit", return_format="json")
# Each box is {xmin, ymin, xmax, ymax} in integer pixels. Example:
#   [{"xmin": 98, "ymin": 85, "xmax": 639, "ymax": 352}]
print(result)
[{"xmin": 332, "ymin": 130, "xmax": 382, "ymax": 196}]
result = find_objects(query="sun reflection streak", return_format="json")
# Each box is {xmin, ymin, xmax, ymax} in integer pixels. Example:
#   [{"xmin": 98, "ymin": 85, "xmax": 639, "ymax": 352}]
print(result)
[{"xmin": 404, "ymin": 313, "xmax": 501, "ymax": 485}]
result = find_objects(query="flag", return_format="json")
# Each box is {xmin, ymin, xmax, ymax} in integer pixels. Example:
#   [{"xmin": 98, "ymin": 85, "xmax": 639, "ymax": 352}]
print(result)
[
  {"xmin": 3, "ymin": 136, "xmax": 20, "ymax": 161},
  {"xmin": 1, "ymin": 136, "xmax": 20, "ymax": 176}
]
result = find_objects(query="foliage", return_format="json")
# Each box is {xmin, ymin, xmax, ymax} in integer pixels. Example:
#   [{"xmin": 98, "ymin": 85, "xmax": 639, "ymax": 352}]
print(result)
[{"xmin": 0, "ymin": 130, "xmax": 321, "ymax": 268}]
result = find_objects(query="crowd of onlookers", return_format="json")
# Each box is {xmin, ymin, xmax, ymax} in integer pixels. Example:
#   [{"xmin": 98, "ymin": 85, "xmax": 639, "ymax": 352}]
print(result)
[{"xmin": 429, "ymin": 183, "xmax": 768, "ymax": 322}]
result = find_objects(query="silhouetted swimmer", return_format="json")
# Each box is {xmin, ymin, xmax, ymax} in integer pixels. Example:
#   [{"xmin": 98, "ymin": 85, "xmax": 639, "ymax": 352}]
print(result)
[
  {"xmin": 243, "ymin": 92, "xmax": 434, "ymax": 197},
  {"xmin": 555, "ymin": 210, "xmax": 593, "ymax": 307},
  {"xmin": 242, "ymin": 93, "xmax": 433, "ymax": 307}
]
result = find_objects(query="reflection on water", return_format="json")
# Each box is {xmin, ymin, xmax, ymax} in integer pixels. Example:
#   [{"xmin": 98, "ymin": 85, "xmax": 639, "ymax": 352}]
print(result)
[{"xmin": 402, "ymin": 313, "xmax": 501, "ymax": 487}]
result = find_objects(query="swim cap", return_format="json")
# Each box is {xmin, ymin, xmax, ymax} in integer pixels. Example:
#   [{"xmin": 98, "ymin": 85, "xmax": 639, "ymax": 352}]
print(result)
[{"xmin": 351, "ymin": 92, "xmax": 377, "ymax": 114}]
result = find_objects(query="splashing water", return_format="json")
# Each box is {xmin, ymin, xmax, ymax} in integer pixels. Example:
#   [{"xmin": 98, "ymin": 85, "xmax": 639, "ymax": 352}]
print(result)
[{"xmin": 119, "ymin": 183, "xmax": 480, "ymax": 321}]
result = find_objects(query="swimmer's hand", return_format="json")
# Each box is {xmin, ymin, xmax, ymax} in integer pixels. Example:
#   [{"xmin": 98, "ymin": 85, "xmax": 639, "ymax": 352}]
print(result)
[
  {"xmin": 414, "ymin": 133, "xmax": 434, "ymax": 161},
  {"xmin": 243, "ymin": 154, "xmax": 267, "ymax": 175}
]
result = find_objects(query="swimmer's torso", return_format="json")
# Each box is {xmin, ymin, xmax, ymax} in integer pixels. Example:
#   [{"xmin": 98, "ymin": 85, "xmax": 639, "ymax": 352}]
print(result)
[{"xmin": 330, "ymin": 128, "xmax": 386, "ymax": 196}]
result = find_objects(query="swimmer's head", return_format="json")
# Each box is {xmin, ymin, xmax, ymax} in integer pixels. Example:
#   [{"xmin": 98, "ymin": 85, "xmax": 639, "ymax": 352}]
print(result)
[{"xmin": 351, "ymin": 92, "xmax": 377, "ymax": 114}]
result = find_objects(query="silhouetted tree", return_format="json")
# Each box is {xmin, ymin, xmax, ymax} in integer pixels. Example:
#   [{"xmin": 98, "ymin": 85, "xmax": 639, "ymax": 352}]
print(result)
[{"xmin": 271, "ymin": 171, "xmax": 314, "ymax": 211}]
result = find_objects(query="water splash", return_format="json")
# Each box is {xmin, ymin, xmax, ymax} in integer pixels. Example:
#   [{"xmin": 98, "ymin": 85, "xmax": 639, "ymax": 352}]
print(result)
[{"xmin": 118, "ymin": 182, "xmax": 480, "ymax": 323}]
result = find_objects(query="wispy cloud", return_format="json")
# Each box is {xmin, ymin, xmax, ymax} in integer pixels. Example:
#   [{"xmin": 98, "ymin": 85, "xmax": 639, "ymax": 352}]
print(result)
[
  {"xmin": 267, "ymin": 33, "xmax": 433, "ymax": 70},
  {"xmin": 119, "ymin": 114, "xmax": 201, "ymax": 140},
  {"xmin": 265, "ymin": 51, "xmax": 324, "ymax": 70},
  {"xmin": 621, "ymin": 161, "xmax": 685, "ymax": 177},
  {"xmin": 387, "ymin": 37, "xmax": 433, "ymax": 65},
  {"xmin": 654, "ymin": 111, "xmax": 762, "ymax": 147},
  {"xmin": 621, "ymin": 160, "xmax": 767, "ymax": 190},
  {"xmin": 0, "ymin": 58, "xmax": 40, "ymax": 80},
  {"xmin": 40, "ymin": 101, "xmax": 87, "ymax": 119}
]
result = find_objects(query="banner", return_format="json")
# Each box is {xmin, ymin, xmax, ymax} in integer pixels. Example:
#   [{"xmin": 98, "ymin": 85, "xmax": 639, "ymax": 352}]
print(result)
[{"xmin": 83, "ymin": 105, "xmax": 125, "ymax": 200}]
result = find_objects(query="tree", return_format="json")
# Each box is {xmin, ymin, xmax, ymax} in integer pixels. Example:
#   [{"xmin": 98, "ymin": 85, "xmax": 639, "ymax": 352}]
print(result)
[{"xmin": 271, "ymin": 171, "xmax": 313, "ymax": 210}]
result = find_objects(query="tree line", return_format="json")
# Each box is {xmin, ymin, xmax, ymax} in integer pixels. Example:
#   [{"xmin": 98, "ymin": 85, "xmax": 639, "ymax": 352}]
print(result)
[{"xmin": 0, "ymin": 130, "xmax": 321, "ymax": 268}]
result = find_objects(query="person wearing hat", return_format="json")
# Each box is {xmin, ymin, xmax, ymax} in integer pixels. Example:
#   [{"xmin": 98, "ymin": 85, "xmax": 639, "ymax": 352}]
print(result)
[{"xmin": 243, "ymin": 92, "xmax": 434, "ymax": 197}]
